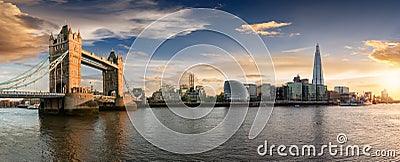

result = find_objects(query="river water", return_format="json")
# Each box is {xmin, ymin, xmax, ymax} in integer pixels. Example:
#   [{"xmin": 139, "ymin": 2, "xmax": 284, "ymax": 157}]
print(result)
[{"xmin": 0, "ymin": 105, "xmax": 399, "ymax": 161}]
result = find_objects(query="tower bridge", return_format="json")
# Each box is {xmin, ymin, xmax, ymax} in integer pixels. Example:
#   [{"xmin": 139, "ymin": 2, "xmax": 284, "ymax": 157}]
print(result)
[
  {"xmin": 0, "ymin": 24, "xmax": 126, "ymax": 114},
  {"xmin": 49, "ymin": 25, "xmax": 123, "ymax": 97}
]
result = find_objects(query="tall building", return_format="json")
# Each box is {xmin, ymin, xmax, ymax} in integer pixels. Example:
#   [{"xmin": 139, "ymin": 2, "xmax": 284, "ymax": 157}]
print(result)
[
  {"xmin": 316, "ymin": 84, "xmax": 328, "ymax": 100},
  {"xmin": 381, "ymin": 89, "xmax": 390, "ymax": 102},
  {"xmin": 179, "ymin": 73, "xmax": 207, "ymax": 102},
  {"xmin": 189, "ymin": 73, "xmax": 194, "ymax": 88},
  {"xmin": 312, "ymin": 44, "xmax": 324, "ymax": 85},
  {"xmin": 257, "ymin": 83, "xmax": 273, "ymax": 101},
  {"xmin": 185, "ymin": 87, "xmax": 200, "ymax": 102},
  {"xmin": 303, "ymin": 84, "xmax": 316, "ymax": 101},
  {"xmin": 287, "ymin": 82, "xmax": 303, "ymax": 100},
  {"xmin": 381, "ymin": 89, "xmax": 388, "ymax": 98},
  {"xmin": 179, "ymin": 84, "xmax": 189, "ymax": 97},
  {"xmin": 196, "ymin": 86, "xmax": 206, "ymax": 102},
  {"xmin": 161, "ymin": 85, "xmax": 180, "ymax": 102},
  {"xmin": 327, "ymin": 90, "xmax": 340, "ymax": 102},
  {"xmin": 293, "ymin": 75, "xmax": 301, "ymax": 82},
  {"xmin": 334, "ymin": 86, "xmax": 349, "ymax": 94},
  {"xmin": 179, "ymin": 73, "xmax": 194, "ymax": 96},
  {"xmin": 275, "ymin": 86, "xmax": 286, "ymax": 100},
  {"xmin": 364, "ymin": 91, "xmax": 372, "ymax": 102},
  {"xmin": 223, "ymin": 80, "xmax": 249, "ymax": 102},
  {"xmin": 244, "ymin": 83, "xmax": 257, "ymax": 100}
]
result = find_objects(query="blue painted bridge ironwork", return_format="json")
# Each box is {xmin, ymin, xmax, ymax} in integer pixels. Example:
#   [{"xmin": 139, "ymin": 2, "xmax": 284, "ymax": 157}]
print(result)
[{"xmin": 0, "ymin": 91, "xmax": 64, "ymax": 98}]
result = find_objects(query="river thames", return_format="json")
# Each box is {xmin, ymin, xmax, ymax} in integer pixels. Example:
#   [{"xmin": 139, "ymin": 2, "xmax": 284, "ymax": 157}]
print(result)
[{"xmin": 0, "ymin": 105, "xmax": 399, "ymax": 161}]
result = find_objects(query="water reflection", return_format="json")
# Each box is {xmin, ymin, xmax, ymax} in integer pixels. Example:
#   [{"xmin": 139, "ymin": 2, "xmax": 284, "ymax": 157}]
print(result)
[
  {"xmin": 39, "ymin": 112, "xmax": 132, "ymax": 161},
  {"xmin": 1, "ymin": 105, "xmax": 400, "ymax": 161},
  {"xmin": 312, "ymin": 106, "xmax": 324, "ymax": 145}
]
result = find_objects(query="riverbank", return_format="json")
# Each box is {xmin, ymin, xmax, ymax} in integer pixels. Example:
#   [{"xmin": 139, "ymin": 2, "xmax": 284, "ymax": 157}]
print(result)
[{"xmin": 147, "ymin": 100, "xmax": 337, "ymax": 108}]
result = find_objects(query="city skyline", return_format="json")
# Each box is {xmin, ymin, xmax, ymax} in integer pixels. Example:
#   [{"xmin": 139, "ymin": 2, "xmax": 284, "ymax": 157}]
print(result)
[{"xmin": 0, "ymin": 0, "xmax": 400, "ymax": 98}]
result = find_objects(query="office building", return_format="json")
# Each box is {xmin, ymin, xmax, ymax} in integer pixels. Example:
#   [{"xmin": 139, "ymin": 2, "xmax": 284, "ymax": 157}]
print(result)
[
  {"xmin": 334, "ymin": 86, "xmax": 350, "ymax": 94},
  {"xmin": 224, "ymin": 80, "xmax": 249, "ymax": 102},
  {"xmin": 257, "ymin": 83, "xmax": 273, "ymax": 101},
  {"xmin": 312, "ymin": 43, "xmax": 324, "ymax": 85},
  {"xmin": 303, "ymin": 84, "xmax": 316, "ymax": 101},
  {"xmin": 244, "ymin": 83, "xmax": 257, "ymax": 100},
  {"xmin": 286, "ymin": 82, "xmax": 303, "ymax": 100}
]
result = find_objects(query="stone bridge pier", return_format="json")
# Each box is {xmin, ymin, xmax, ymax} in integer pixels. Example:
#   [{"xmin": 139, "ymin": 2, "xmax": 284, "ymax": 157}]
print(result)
[{"xmin": 40, "ymin": 88, "xmax": 99, "ymax": 115}]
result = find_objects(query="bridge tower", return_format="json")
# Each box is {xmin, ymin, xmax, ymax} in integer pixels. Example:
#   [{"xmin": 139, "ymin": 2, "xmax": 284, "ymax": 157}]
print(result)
[
  {"xmin": 49, "ymin": 24, "xmax": 82, "ymax": 93},
  {"xmin": 103, "ymin": 51, "xmax": 124, "ymax": 106}
]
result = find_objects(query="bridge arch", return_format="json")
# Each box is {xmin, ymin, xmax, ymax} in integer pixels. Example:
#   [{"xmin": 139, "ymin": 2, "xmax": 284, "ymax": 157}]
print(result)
[{"xmin": 55, "ymin": 83, "xmax": 67, "ymax": 93}]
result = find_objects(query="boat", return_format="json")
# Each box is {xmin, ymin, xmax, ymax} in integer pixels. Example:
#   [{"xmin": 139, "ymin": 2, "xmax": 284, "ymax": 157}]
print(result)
[
  {"xmin": 27, "ymin": 103, "xmax": 40, "ymax": 109},
  {"xmin": 17, "ymin": 101, "xmax": 30, "ymax": 108},
  {"xmin": 339, "ymin": 93, "xmax": 372, "ymax": 106},
  {"xmin": 340, "ymin": 102, "xmax": 370, "ymax": 106},
  {"xmin": 340, "ymin": 100, "xmax": 372, "ymax": 106}
]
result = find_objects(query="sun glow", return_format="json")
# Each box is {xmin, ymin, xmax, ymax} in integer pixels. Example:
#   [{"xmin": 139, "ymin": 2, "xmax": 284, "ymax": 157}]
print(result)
[
  {"xmin": 382, "ymin": 70, "xmax": 400, "ymax": 98},
  {"xmin": 384, "ymin": 71, "xmax": 400, "ymax": 87}
]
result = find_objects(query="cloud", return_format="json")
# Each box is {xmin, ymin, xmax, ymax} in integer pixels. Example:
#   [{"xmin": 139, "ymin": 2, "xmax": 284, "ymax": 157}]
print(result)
[
  {"xmin": 213, "ymin": 3, "xmax": 224, "ymax": 9},
  {"xmin": 144, "ymin": 76, "xmax": 162, "ymax": 81},
  {"xmin": 200, "ymin": 53, "xmax": 221, "ymax": 58},
  {"xmin": 289, "ymin": 33, "xmax": 300, "ymax": 37},
  {"xmin": 4, "ymin": 0, "xmax": 41, "ymax": 5},
  {"xmin": 15, "ymin": 0, "xmax": 209, "ymax": 42},
  {"xmin": 245, "ymin": 74, "xmax": 266, "ymax": 79},
  {"xmin": 0, "ymin": 1, "xmax": 58, "ymax": 63},
  {"xmin": 236, "ymin": 21, "xmax": 292, "ymax": 36},
  {"xmin": 282, "ymin": 47, "xmax": 312, "ymax": 53},
  {"xmin": 92, "ymin": 28, "xmax": 115, "ymax": 37},
  {"xmin": 51, "ymin": 0, "xmax": 68, "ymax": 3},
  {"xmin": 151, "ymin": 67, "xmax": 174, "ymax": 72},
  {"xmin": 6, "ymin": 0, "xmax": 68, "ymax": 4},
  {"xmin": 271, "ymin": 52, "xmax": 387, "ymax": 83},
  {"xmin": 1, "ymin": 0, "xmax": 209, "ymax": 62},
  {"xmin": 344, "ymin": 45, "xmax": 353, "ymax": 49},
  {"xmin": 131, "ymin": 51, "xmax": 148, "ymax": 56},
  {"xmin": 351, "ymin": 46, "xmax": 370, "ymax": 55},
  {"xmin": 118, "ymin": 44, "xmax": 130, "ymax": 50},
  {"xmin": 363, "ymin": 40, "xmax": 400, "ymax": 66},
  {"xmin": 200, "ymin": 78, "xmax": 223, "ymax": 83}
]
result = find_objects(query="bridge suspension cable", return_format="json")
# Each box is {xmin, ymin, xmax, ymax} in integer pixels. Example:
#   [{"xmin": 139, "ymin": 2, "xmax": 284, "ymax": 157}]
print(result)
[
  {"xmin": 123, "ymin": 75, "xmax": 134, "ymax": 97},
  {"xmin": 0, "ymin": 50, "xmax": 68, "ymax": 91},
  {"xmin": 0, "ymin": 56, "xmax": 48, "ymax": 85}
]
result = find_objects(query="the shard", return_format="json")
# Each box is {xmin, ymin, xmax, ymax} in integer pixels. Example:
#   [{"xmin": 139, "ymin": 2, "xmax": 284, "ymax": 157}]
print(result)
[{"xmin": 312, "ymin": 43, "xmax": 324, "ymax": 85}]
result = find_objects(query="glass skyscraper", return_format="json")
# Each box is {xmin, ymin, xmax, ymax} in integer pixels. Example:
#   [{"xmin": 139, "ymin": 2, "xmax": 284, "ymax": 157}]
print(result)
[
  {"xmin": 223, "ymin": 80, "xmax": 249, "ymax": 102},
  {"xmin": 312, "ymin": 44, "xmax": 324, "ymax": 85}
]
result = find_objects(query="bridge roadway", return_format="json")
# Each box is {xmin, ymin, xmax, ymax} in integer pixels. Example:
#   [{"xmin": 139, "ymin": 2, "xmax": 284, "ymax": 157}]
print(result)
[
  {"xmin": 81, "ymin": 50, "xmax": 119, "ymax": 70},
  {"xmin": 0, "ymin": 91, "xmax": 65, "ymax": 98},
  {"xmin": 0, "ymin": 91, "xmax": 120, "ymax": 101}
]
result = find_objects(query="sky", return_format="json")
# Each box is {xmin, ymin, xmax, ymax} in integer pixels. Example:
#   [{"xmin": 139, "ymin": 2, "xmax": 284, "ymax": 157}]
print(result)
[{"xmin": 0, "ymin": 0, "xmax": 400, "ymax": 98}]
